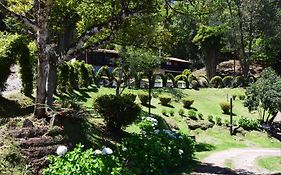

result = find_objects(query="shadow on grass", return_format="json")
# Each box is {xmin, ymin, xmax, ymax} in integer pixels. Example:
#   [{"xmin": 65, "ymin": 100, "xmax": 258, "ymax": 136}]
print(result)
[
  {"xmin": 185, "ymin": 106, "xmax": 198, "ymax": 111},
  {"xmin": 195, "ymin": 142, "xmax": 216, "ymax": 152},
  {"xmin": 0, "ymin": 96, "xmax": 34, "ymax": 118},
  {"xmin": 141, "ymin": 103, "xmax": 156, "ymax": 108},
  {"xmin": 161, "ymin": 104, "xmax": 175, "ymax": 108}
]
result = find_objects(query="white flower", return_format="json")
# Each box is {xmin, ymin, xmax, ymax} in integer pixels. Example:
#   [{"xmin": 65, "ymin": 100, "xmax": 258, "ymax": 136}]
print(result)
[
  {"xmin": 94, "ymin": 149, "xmax": 102, "ymax": 155},
  {"xmin": 154, "ymin": 129, "xmax": 160, "ymax": 134},
  {"xmin": 178, "ymin": 149, "xmax": 184, "ymax": 155},
  {"xmin": 56, "ymin": 145, "xmax": 67, "ymax": 156},
  {"xmin": 178, "ymin": 136, "xmax": 183, "ymax": 139},
  {"xmin": 122, "ymin": 147, "xmax": 128, "ymax": 152},
  {"xmin": 102, "ymin": 147, "xmax": 113, "ymax": 155}
]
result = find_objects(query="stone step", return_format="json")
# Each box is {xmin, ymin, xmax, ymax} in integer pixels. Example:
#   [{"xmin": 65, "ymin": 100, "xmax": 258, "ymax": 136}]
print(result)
[
  {"xmin": 22, "ymin": 145, "xmax": 60, "ymax": 159},
  {"xmin": 17, "ymin": 135, "xmax": 64, "ymax": 149},
  {"xmin": 9, "ymin": 127, "xmax": 50, "ymax": 138}
]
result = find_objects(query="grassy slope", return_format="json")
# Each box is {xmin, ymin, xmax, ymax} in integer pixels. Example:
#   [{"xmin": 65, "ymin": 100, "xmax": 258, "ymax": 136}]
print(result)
[
  {"xmin": 257, "ymin": 156, "xmax": 281, "ymax": 172},
  {"xmin": 63, "ymin": 87, "xmax": 281, "ymax": 161}
]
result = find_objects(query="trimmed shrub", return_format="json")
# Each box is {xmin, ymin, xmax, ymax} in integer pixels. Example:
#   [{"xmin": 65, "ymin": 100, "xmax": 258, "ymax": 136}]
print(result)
[
  {"xmin": 162, "ymin": 109, "xmax": 167, "ymax": 116},
  {"xmin": 198, "ymin": 77, "xmax": 209, "ymax": 87},
  {"xmin": 238, "ymin": 117, "xmax": 259, "ymax": 131},
  {"xmin": 93, "ymin": 94, "xmax": 141, "ymax": 131},
  {"xmin": 178, "ymin": 108, "xmax": 185, "ymax": 116},
  {"xmin": 198, "ymin": 113, "xmax": 204, "ymax": 120},
  {"xmin": 122, "ymin": 93, "xmax": 137, "ymax": 102},
  {"xmin": 187, "ymin": 110, "xmax": 197, "ymax": 120},
  {"xmin": 191, "ymin": 80, "xmax": 200, "ymax": 89},
  {"xmin": 216, "ymin": 117, "xmax": 222, "ymax": 126},
  {"xmin": 207, "ymin": 115, "xmax": 214, "ymax": 123},
  {"xmin": 182, "ymin": 69, "xmax": 191, "ymax": 77},
  {"xmin": 233, "ymin": 76, "xmax": 244, "ymax": 87},
  {"xmin": 238, "ymin": 95, "xmax": 245, "ymax": 100},
  {"xmin": 222, "ymin": 76, "xmax": 233, "ymax": 87},
  {"xmin": 182, "ymin": 98, "xmax": 194, "ymax": 108},
  {"xmin": 159, "ymin": 94, "xmax": 172, "ymax": 106},
  {"xmin": 68, "ymin": 62, "xmax": 79, "ymax": 90},
  {"xmin": 209, "ymin": 76, "xmax": 223, "ymax": 88},
  {"xmin": 169, "ymin": 110, "xmax": 175, "ymax": 116},
  {"xmin": 219, "ymin": 102, "xmax": 231, "ymax": 114},
  {"xmin": 138, "ymin": 93, "xmax": 150, "ymax": 104}
]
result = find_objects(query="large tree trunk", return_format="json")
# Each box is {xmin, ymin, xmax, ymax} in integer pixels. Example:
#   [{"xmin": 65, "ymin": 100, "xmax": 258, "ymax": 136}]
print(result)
[
  {"xmin": 46, "ymin": 56, "xmax": 57, "ymax": 106},
  {"xmin": 34, "ymin": 0, "xmax": 53, "ymax": 118},
  {"xmin": 203, "ymin": 48, "xmax": 219, "ymax": 80}
]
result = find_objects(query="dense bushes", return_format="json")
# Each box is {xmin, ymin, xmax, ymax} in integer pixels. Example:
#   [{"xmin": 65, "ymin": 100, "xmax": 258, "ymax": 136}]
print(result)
[
  {"xmin": 43, "ymin": 144, "xmax": 130, "ymax": 175},
  {"xmin": 122, "ymin": 93, "xmax": 137, "ymax": 102},
  {"xmin": 238, "ymin": 117, "xmax": 259, "ymax": 130},
  {"xmin": 209, "ymin": 76, "xmax": 223, "ymax": 88},
  {"xmin": 93, "ymin": 94, "xmax": 141, "ymax": 131},
  {"xmin": 120, "ymin": 132, "xmax": 195, "ymax": 175},
  {"xmin": 0, "ymin": 33, "xmax": 33, "ymax": 96},
  {"xmin": 159, "ymin": 94, "xmax": 171, "ymax": 106},
  {"xmin": 57, "ymin": 60, "xmax": 95, "ymax": 92},
  {"xmin": 182, "ymin": 98, "xmax": 194, "ymax": 108}
]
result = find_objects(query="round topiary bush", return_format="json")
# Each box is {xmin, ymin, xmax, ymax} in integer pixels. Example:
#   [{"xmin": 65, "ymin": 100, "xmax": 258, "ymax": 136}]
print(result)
[
  {"xmin": 209, "ymin": 76, "xmax": 223, "ymax": 88},
  {"xmin": 187, "ymin": 110, "xmax": 197, "ymax": 120},
  {"xmin": 233, "ymin": 76, "xmax": 245, "ymax": 87},
  {"xmin": 219, "ymin": 102, "xmax": 231, "ymax": 114},
  {"xmin": 93, "ymin": 94, "xmax": 141, "ymax": 131},
  {"xmin": 182, "ymin": 98, "xmax": 194, "ymax": 108},
  {"xmin": 138, "ymin": 93, "xmax": 150, "ymax": 104},
  {"xmin": 222, "ymin": 76, "xmax": 234, "ymax": 87},
  {"xmin": 122, "ymin": 93, "xmax": 137, "ymax": 102},
  {"xmin": 159, "ymin": 94, "xmax": 172, "ymax": 106}
]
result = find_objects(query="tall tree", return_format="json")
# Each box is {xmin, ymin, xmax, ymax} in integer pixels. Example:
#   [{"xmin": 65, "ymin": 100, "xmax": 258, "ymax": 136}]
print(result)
[{"xmin": 0, "ymin": 0, "xmax": 158, "ymax": 118}]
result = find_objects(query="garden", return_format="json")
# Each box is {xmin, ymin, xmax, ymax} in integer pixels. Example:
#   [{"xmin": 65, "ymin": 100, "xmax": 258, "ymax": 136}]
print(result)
[{"xmin": 0, "ymin": 0, "xmax": 281, "ymax": 175}]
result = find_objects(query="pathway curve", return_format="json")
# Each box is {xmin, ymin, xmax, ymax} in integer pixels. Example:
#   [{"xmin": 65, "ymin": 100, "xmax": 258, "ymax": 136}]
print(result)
[{"xmin": 197, "ymin": 148, "xmax": 281, "ymax": 175}]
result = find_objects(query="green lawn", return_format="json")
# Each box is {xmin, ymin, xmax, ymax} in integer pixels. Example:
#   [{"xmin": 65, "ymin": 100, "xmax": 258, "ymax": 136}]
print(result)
[
  {"xmin": 59, "ymin": 86, "xmax": 281, "ymax": 161},
  {"xmin": 257, "ymin": 156, "xmax": 281, "ymax": 172}
]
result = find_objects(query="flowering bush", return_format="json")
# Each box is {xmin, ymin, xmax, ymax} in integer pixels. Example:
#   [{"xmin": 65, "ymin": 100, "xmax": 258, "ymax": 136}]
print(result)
[
  {"xmin": 93, "ymin": 94, "xmax": 141, "ymax": 131},
  {"xmin": 119, "ymin": 131, "xmax": 195, "ymax": 175},
  {"xmin": 43, "ymin": 144, "xmax": 131, "ymax": 175},
  {"xmin": 138, "ymin": 116, "xmax": 158, "ymax": 133}
]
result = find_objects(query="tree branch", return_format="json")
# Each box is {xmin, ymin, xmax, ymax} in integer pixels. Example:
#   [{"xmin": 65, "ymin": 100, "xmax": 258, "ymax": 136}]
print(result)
[{"xmin": 0, "ymin": 2, "xmax": 38, "ymax": 32}]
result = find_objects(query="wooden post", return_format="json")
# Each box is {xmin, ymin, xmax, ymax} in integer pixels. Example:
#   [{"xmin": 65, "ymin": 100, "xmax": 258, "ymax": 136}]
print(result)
[{"xmin": 230, "ymin": 96, "xmax": 233, "ymax": 135}]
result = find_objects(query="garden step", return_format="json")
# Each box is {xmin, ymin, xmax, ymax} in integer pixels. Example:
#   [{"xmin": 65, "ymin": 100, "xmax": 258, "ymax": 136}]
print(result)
[
  {"xmin": 17, "ymin": 135, "xmax": 64, "ymax": 149},
  {"xmin": 22, "ymin": 144, "xmax": 59, "ymax": 159},
  {"xmin": 9, "ymin": 127, "xmax": 49, "ymax": 138}
]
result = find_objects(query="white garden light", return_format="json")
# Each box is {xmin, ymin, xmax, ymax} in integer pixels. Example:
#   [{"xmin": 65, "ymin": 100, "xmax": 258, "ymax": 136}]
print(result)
[
  {"xmin": 94, "ymin": 149, "xmax": 102, "ymax": 155},
  {"xmin": 56, "ymin": 145, "xmax": 67, "ymax": 156}
]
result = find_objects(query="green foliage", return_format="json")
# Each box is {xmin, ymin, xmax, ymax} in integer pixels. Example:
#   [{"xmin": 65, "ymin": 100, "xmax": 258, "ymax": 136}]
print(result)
[
  {"xmin": 238, "ymin": 117, "xmax": 259, "ymax": 131},
  {"xmin": 178, "ymin": 108, "xmax": 185, "ymax": 116},
  {"xmin": 138, "ymin": 93, "xmax": 150, "ymax": 104},
  {"xmin": 96, "ymin": 66, "xmax": 112, "ymax": 82},
  {"xmin": 159, "ymin": 94, "xmax": 172, "ymax": 106},
  {"xmin": 68, "ymin": 62, "xmax": 79, "ymax": 90},
  {"xmin": 122, "ymin": 93, "xmax": 137, "ymax": 102},
  {"xmin": 239, "ymin": 95, "xmax": 245, "ymax": 100},
  {"xmin": 232, "ymin": 95, "xmax": 237, "ymax": 100},
  {"xmin": 175, "ymin": 74, "xmax": 189, "ymax": 88},
  {"xmin": 216, "ymin": 117, "xmax": 222, "ymax": 126},
  {"xmin": 192, "ymin": 25, "xmax": 227, "ymax": 49},
  {"xmin": 244, "ymin": 68, "xmax": 281, "ymax": 123},
  {"xmin": 169, "ymin": 110, "xmax": 175, "ymax": 116},
  {"xmin": 233, "ymin": 76, "xmax": 245, "ymax": 87},
  {"xmin": 187, "ymin": 74, "xmax": 197, "ymax": 83},
  {"xmin": 209, "ymin": 76, "xmax": 223, "ymax": 88},
  {"xmin": 93, "ymin": 94, "xmax": 141, "ymax": 131},
  {"xmin": 57, "ymin": 63, "xmax": 71, "ymax": 92},
  {"xmin": 120, "ymin": 132, "xmax": 195, "ymax": 175},
  {"xmin": 78, "ymin": 61, "xmax": 90, "ymax": 88},
  {"xmin": 207, "ymin": 115, "xmax": 214, "ymax": 123},
  {"xmin": 182, "ymin": 69, "xmax": 192, "ymax": 77},
  {"xmin": 134, "ymin": 72, "xmax": 144, "ymax": 89},
  {"xmin": 162, "ymin": 109, "xmax": 167, "ymax": 116},
  {"xmin": 219, "ymin": 102, "xmax": 231, "ymax": 114},
  {"xmin": 198, "ymin": 113, "xmax": 204, "ymax": 120},
  {"xmin": 0, "ymin": 33, "xmax": 33, "ymax": 96},
  {"xmin": 187, "ymin": 110, "xmax": 197, "ymax": 120},
  {"xmin": 165, "ymin": 73, "xmax": 176, "ymax": 87},
  {"xmin": 182, "ymin": 98, "xmax": 194, "ymax": 108},
  {"xmin": 191, "ymin": 80, "xmax": 200, "ymax": 90},
  {"xmin": 222, "ymin": 76, "xmax": 233, "ymax": 87},
  {"xmin": 43, "ymin": 144, "xmax": 130, "ymax": 175}
]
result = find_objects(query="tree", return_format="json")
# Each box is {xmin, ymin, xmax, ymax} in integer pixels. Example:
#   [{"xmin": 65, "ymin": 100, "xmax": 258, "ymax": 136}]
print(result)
[
  {"xmin": 0, "ymin": 0, "xmax": 158, "ymax": 118},
  {"xmin": 193, "ymin": 25, "xmax": 226, "ymax": 79},
  {"xmin": 244, "ymin": 68, "xmax": 281, "ymax": 124}
]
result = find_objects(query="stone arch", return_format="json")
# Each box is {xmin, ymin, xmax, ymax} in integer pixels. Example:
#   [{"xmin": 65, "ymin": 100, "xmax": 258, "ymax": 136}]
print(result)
[
  {"xmin": 152, "ymin": 73, "xmax": 166, "ymax": 88},
  {"xmin": 175, "ymin": 74, "xmax": 189, "ymax": 88}
]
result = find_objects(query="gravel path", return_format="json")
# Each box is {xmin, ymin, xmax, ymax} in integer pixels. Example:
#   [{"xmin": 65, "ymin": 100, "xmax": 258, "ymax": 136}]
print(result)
[{"xmin": 202, "ymin": 148, "xmax": 281, "ymax": 175}]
